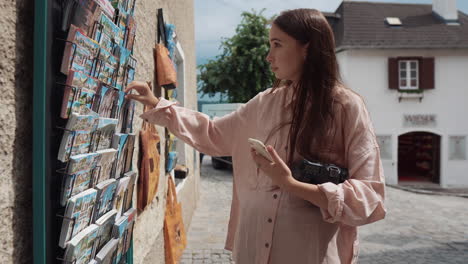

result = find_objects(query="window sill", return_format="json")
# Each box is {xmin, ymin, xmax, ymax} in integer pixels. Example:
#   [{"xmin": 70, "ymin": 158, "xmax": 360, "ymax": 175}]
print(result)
[
  {"xmin": 398, "ymin": 90, "xmax": 424, "ymax": 102},
  {"xmin": 398, "ymin": 89, "xmax": 423, "ymax": 94}
]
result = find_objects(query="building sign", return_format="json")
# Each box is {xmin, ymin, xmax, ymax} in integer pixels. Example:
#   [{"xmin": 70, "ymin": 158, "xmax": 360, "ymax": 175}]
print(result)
[{"xmin": 403, "ymin": 114, "xmax": 436, "ymax": 127}]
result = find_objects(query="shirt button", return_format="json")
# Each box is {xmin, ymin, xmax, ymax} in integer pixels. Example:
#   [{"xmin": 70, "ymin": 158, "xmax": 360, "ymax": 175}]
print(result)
[
  {"xmin": 265, "ymin": 243, "xmax": 270, "ymax": 248},
  {"xmin": 273, "ymin": 194, "xmax": 278, "ymax": 199},
  {"xmin": 268, "ymin": 218, "xmax": 272, "ymax": 223}
]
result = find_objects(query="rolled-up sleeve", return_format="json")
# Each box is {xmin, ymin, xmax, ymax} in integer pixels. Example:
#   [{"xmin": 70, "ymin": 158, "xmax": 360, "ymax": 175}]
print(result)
[
  {"xmin": 318, "ymin": 146, "xmax": 386, "ymax": 226},
  {"xmin": 139, "ymin": 96, "xmax": 256, "ymax": 157},
  {"xmin": 318, "ymin": 93, "xmax": 386, "ymax": 226}
]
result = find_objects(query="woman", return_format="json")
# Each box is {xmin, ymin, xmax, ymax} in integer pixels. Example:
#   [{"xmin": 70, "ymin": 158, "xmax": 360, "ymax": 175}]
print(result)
[{"xmin": 126, "ymin": 8, "xmax": 386, "ymax": 264}]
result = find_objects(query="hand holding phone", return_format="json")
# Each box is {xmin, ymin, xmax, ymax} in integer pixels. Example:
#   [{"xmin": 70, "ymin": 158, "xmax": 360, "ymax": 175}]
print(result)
[{"xmin": 248, "ymin": 138, "xmax": 273, "ymax": 162}]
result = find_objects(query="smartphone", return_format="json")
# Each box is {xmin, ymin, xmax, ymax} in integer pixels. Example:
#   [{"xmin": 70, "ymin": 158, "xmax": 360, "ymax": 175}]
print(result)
[{"xmin": 248, "ymin": 138, "xmax": 273, "ymax": 162}]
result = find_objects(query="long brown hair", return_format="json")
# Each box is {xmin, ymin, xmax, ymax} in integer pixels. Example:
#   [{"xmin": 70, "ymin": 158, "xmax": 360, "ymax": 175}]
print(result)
[{"xmin": 272, "ymin": 9, "xmax": 343, "ymax": 166}]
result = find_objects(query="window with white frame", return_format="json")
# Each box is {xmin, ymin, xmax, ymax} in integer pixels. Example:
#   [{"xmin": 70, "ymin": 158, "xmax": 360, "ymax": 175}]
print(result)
[
  {"xmin": 399, "ymin": 60, "xmax": 419, "ymax": 90},
  {"xmin": 174, "ymin": 41, "xmax": 185, "ymax": 107},
  {"xmin": 174, "ymin": 41, "xmax": 188, "ymax": 167}
]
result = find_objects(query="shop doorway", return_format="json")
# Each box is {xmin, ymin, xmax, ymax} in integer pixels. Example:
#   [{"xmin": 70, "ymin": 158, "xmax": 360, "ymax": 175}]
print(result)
[{"xmin": 398, "ymin": 132, "xmax": 441, "ymax": 183}]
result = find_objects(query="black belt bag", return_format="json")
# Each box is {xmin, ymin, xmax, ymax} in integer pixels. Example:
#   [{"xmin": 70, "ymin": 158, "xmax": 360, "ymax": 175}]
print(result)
[{"xmin": 292, "ymin": 159, "xmax": 349, "ymax": 185}]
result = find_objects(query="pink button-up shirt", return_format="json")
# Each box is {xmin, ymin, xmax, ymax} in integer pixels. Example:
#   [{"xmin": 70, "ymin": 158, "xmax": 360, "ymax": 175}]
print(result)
[{"xmin": 140, "ymin": 85, "xmax": 386, "ymax": 264}]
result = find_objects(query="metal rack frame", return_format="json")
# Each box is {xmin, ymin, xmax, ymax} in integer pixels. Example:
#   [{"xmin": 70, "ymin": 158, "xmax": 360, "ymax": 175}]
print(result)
[{"xmin": 33, "ymin": 0, "xmax": 134, "ymax": 263}]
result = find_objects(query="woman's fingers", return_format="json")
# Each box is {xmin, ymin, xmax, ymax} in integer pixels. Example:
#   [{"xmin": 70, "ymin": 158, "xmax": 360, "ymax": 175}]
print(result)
[
  {"xmin": 124, "ymin": 84, "xmax": 145, "ymax": 94},
  {"xmin": 125, "ymin": 81, "xmax": 150, "ymax": 94},
  {"xmin": 125, "ymin": 93, "xmax": 146, "ymax": 102},
  {"xmin": 267, "ymin": 145, "xmax": 284, "ymax": 166},
  {"xmin": 250, "ymin": 148, "xmax": 271, "ymax": 167}
]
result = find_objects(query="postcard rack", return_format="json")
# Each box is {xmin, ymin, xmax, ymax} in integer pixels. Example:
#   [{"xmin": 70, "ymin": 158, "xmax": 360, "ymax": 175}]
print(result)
[
  {"xmin": 55, "ymin": 82, "xmax": 97, "ymax": 117},
  {"xmin": 55, "ymin": 229, "xmax": 101, "ymax": 264},
  {"xmin": 33, "ymin": 0, "xmax": 137, "ymax": 263},
  {"xmin": 56, "ymin": 164, "xmax": 104, "ymax": 196},
  {"xmin": 55, "ymin": 81, "xmax": 121, "ymax": 118},
  {"xmin": 57, "ymin": 37, "xmax": 120, "ymax": 89}
]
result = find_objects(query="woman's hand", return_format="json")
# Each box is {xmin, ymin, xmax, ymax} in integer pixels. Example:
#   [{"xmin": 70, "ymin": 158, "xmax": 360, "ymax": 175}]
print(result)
[
  {"xmin": 124, "ymin": 81, "xmax": 160, "ymax": 108},
  {"xmin": 250, "ymin": 145, "xmax": 296, "ymax": 189},
  {"xmin": 251, "ymin": 145, "xmax": 329, "ymax": 209}
]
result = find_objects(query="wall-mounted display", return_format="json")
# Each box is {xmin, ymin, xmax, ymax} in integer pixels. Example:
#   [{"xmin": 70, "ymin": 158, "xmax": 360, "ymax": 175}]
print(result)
[{"xmin": 34, "ymin": 0, "xmax": 139, "ymax": 263}]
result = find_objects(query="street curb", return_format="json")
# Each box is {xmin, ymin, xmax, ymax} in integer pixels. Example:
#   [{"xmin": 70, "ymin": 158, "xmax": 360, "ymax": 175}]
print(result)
[{"xmin": 387, "ymin": 184, "xmax": 468, "ymax": 198}]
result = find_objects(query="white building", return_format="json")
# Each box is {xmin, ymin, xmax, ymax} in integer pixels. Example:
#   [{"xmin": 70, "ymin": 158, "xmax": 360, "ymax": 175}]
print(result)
[{"xmin": 325, "ymin": 0, "xmax": 468, "ymax": 187}]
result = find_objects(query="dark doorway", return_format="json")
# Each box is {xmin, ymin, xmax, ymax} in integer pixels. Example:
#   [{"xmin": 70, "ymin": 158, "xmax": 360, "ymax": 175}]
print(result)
[{"xmin": 398, "ymin": 132, "xmax": 441, "ymax": 183}]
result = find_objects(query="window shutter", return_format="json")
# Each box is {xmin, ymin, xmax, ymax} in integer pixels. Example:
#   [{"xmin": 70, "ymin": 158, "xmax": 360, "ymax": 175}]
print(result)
[
  {"xmin": 388, "ymin": 57, "xmax": 398, "ymax": 89},
  {"xmin": 420, "ymin": 57, "xmax": 435, "ymax": 89}
]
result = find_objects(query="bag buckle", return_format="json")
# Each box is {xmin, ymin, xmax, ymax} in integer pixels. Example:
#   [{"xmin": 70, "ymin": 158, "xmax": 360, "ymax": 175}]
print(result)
[{"xmin": 327, "ymin": 165, "xmax": 341, "ymax": 179}]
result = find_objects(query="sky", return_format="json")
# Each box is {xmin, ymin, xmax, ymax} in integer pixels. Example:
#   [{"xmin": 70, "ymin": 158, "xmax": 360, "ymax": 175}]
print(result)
[
  {"xmin": 194, "ymin": 0, "xmax": 468, "ymax": 101},
  {"xmin": 195, "ymin": 0, "xmax": 468, "ymax": 65}
]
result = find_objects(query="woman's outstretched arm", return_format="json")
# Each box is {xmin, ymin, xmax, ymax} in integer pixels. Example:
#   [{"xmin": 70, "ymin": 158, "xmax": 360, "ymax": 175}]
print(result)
[{"xmin": 125, "ymin": 81, "xmax": 255, "ymax": 157}]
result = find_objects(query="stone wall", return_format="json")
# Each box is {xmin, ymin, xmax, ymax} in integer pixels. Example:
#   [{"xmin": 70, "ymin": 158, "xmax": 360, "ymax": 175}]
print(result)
[
  {"xmin": 131, "ymin": 1, "xmax": 199, "ymax": 263},
  {"xmin": 0, "ymin": 0, "xmax": 198, "ymax": 263},
  {"xmin": 0, "ymin": 0, "xmax": 34, "ymax": 262}
]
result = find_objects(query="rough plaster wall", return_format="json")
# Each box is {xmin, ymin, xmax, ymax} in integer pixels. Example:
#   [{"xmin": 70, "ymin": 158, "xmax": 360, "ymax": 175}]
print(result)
[
  {"xmin": 164, "ymin": 0, "xmax": 200, "ymax": 239},
  {"xmin": 131, "ymin": 0, "xmax": 198, "ymax": 263},
  {"xmin": 0, "ymin": 0, "xmax": 196, "ymax": 262},
  {"xmin": 0, "ymin": 0, "xmax": 34, "ymax": 263},
  {"xmin": 160, "ymin": 0, "xmax": 200, "ymax": 245}
]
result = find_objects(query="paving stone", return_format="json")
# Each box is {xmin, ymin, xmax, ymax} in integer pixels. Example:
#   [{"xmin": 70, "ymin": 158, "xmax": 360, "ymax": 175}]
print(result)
[{"xmin": 183, "ymin": 157, "xmax": 468, "ymax": 263}]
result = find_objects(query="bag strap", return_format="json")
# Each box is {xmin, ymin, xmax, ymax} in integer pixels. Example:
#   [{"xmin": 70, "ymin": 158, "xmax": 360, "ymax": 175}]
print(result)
[
  {"xmin": 141, "ymin": 119, "xmax": 147, "ymax": 130},
  {"xmin": 157, "ymin": 8, "xmax": 168, "ymax": 47},
  {"xmin": 150, "ymin": 123, "xmax": 160, "ymax": 139},
  {"xmin": 141, "ymin": 94, "xmax": 150, "ymax": 131},
  {"xmin": 141, "ymin": 79, "xmax": 161, "ymax": 138},
  {"xmin": 142, "ymin": 80, "xmax": 155, "ymax": 115},
  {"xmin": 166, "ymin": 176, "xmax": 177, "ymax": 207}
]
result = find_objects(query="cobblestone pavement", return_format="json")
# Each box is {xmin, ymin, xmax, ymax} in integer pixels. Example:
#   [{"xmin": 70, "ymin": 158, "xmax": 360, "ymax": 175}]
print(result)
[
  {"xmin": 182, "ymin": 156, "xmax": 468, "ymax": 264},
  {"xmin": 181, "ymin": 157, "xmax": 234, "ymax": 264}
]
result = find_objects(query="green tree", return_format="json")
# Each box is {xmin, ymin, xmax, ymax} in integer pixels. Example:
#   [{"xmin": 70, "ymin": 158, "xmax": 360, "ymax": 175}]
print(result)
[{"xmin": 198, "ymin": 10, "xmax": 274, "ymax": 103}]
